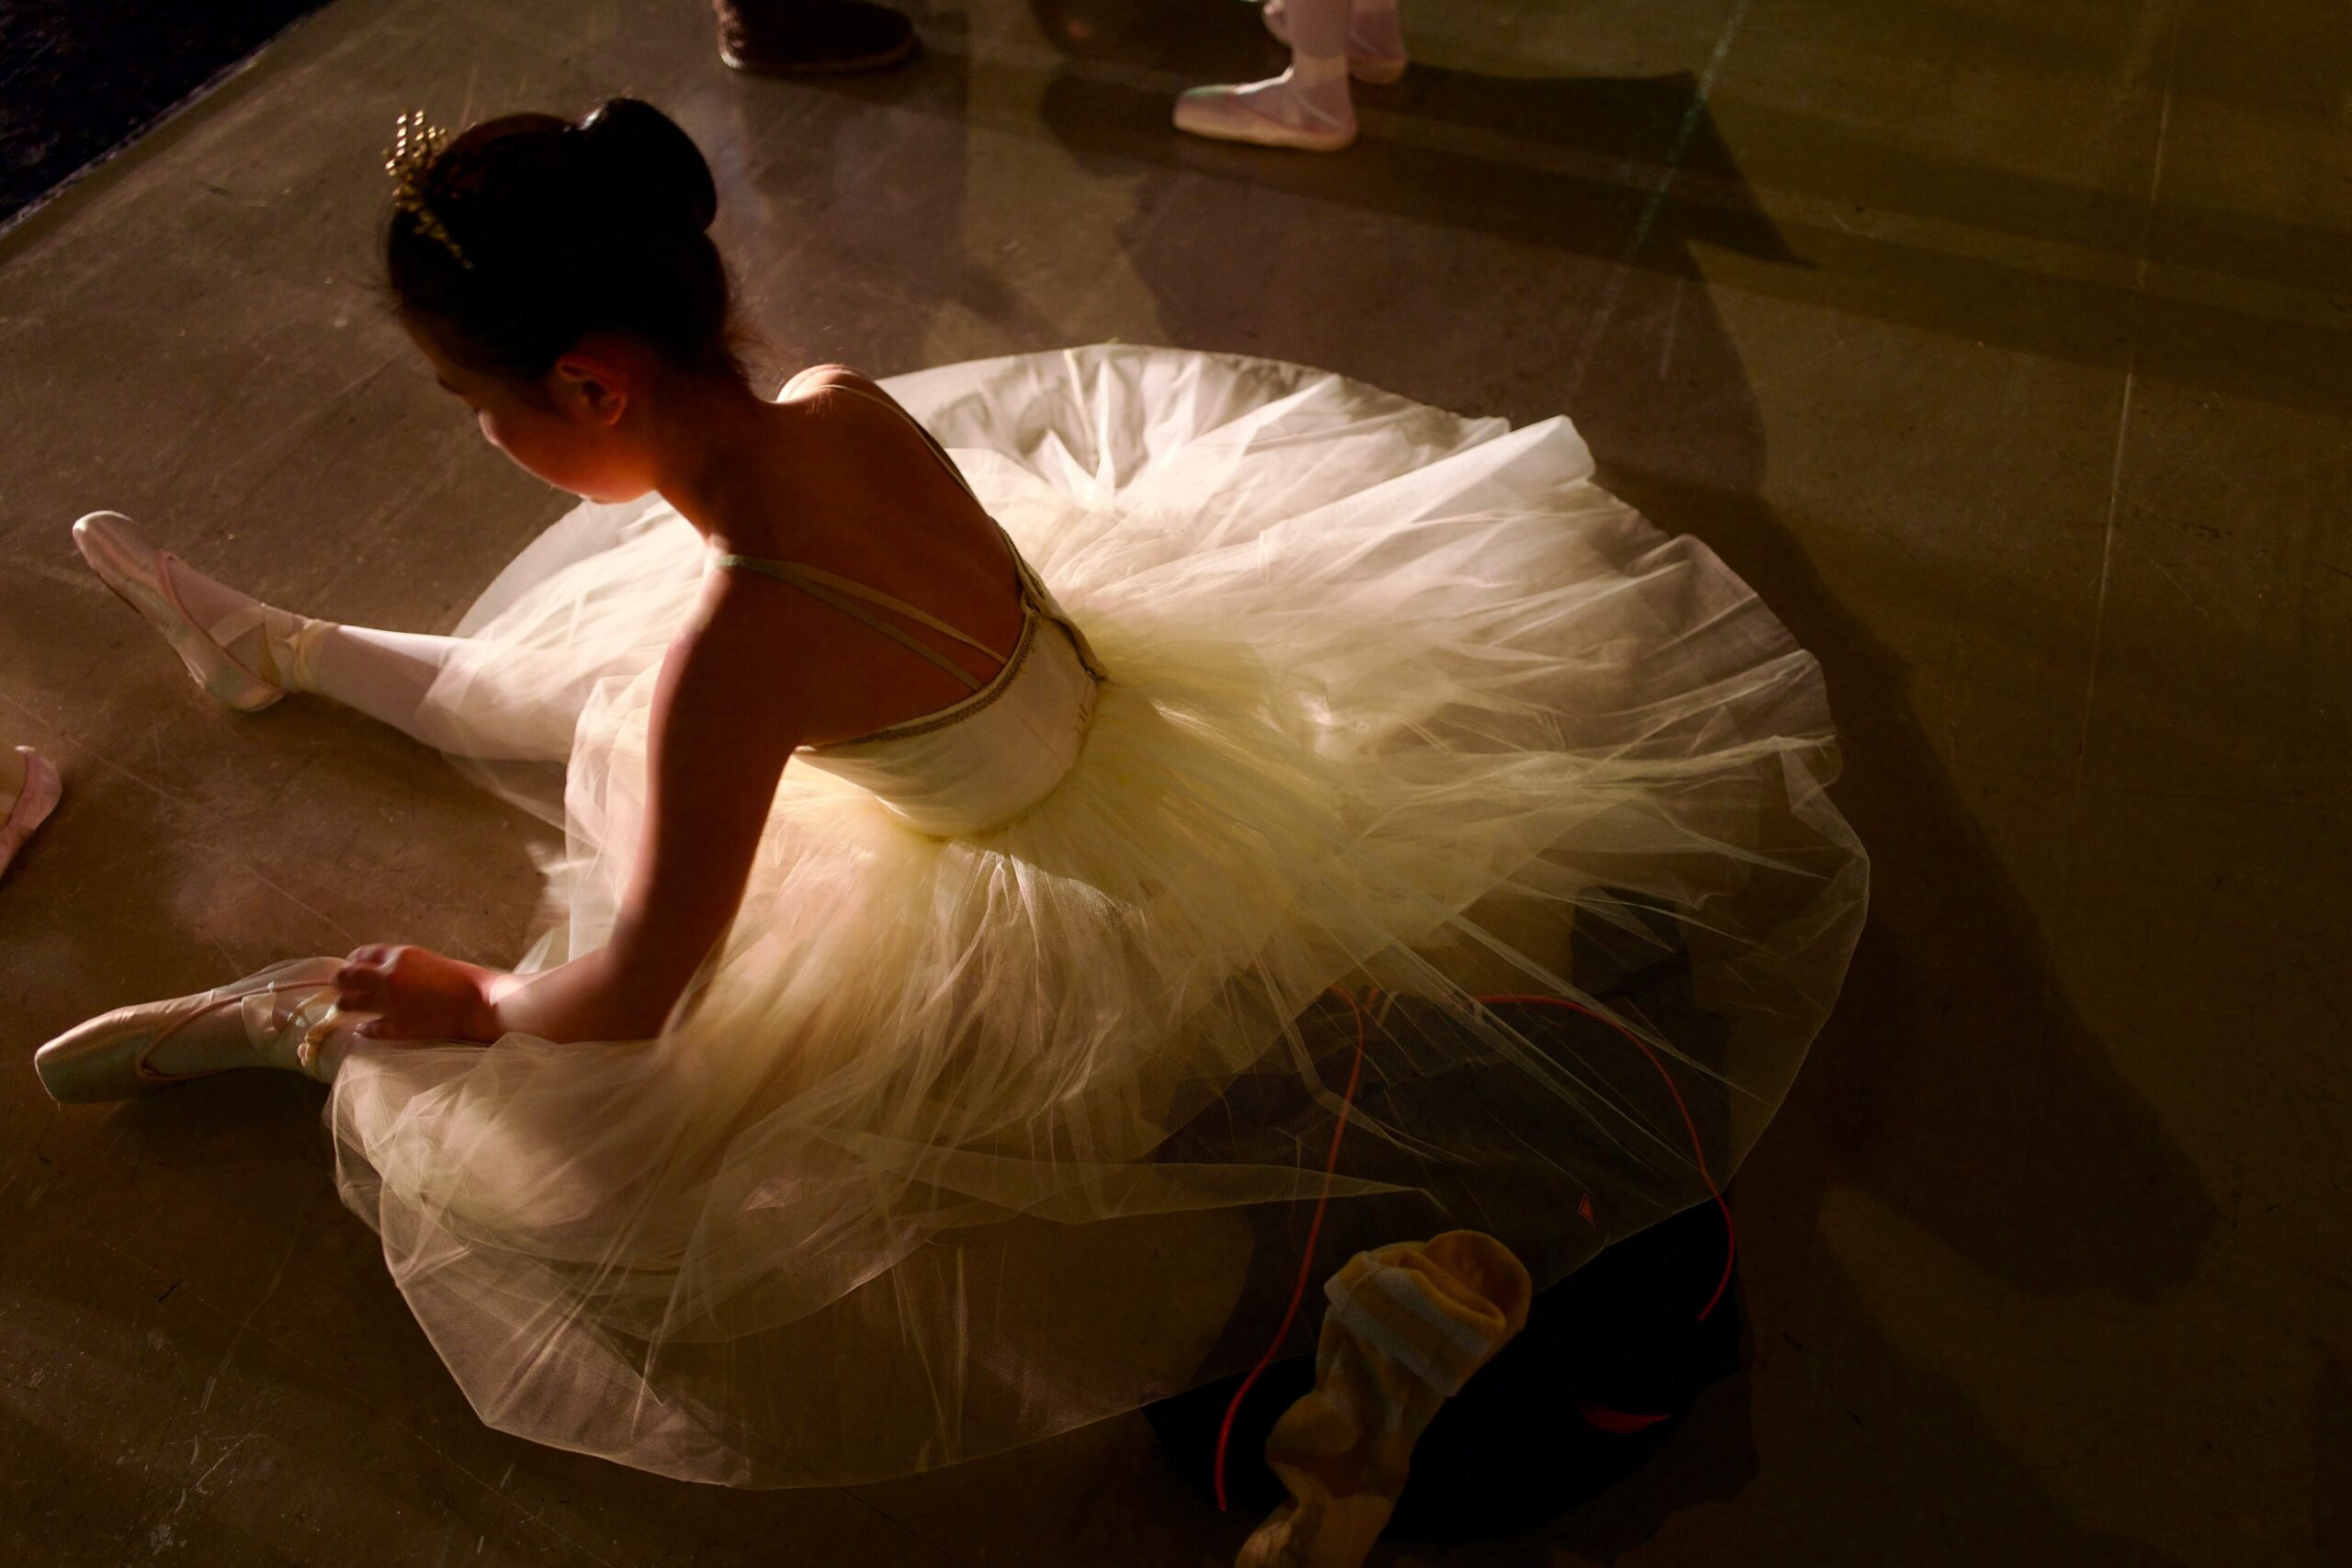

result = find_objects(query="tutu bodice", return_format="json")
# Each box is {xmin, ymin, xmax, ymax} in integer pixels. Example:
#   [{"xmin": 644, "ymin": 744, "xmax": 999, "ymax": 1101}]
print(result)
[{"xmin": 793, "ymin": 609, "xmax": 1102, "ymax": 836}]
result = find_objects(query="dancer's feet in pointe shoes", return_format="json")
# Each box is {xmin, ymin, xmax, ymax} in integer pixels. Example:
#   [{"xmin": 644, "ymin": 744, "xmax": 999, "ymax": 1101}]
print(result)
[
  {"xmin": 1175, "ymin": 62, "xmax": 1358, "ymax": 152},
  {"xmin": 73, "ymin": 512, "xmax": 328, "ymax": 713},
  {"xmin": 35, "ymin": 957, "xmax": 352, "ymax": 1102},
  {"xmin": 1263, "ymin": 0, "xmax": 1410, "ymax": 85},
  {"xmin": 0, "ymin": 747, "xmax": 62, "ymax": 883}
]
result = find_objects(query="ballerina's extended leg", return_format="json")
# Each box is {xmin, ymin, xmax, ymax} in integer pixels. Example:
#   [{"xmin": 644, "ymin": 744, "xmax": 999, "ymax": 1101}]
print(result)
[{"xmin": 74, "ymin": 510, "xmax": 585, "ymax": 761}]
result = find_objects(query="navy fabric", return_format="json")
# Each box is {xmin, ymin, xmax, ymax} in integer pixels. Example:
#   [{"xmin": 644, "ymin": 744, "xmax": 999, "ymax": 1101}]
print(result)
[{"xmin": 1, "ymin": 1, "xmax": 327, "ymax": 231}]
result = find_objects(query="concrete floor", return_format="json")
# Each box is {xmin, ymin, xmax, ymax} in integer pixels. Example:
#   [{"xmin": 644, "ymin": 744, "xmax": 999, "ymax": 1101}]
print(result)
[{"xmin": 3, "ymin": 0, "xmax": 2346, "ymax": 1562}]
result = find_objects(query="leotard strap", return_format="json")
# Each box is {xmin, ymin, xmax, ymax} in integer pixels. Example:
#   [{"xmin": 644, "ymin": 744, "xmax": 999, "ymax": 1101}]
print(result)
[{"xmin": 719, "ymin": 372, "xmax": 1032, "ymax": 689}]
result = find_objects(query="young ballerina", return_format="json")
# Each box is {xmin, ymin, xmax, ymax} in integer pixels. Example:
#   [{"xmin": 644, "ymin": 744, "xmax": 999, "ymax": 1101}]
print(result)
[
  {"xmin": 40, "ymin": 100, "xmax": 1866, "ymax": 1492},
  {"xmin": 1176, "ymin": 0, "xmax": 1408, "ymax": 152}
]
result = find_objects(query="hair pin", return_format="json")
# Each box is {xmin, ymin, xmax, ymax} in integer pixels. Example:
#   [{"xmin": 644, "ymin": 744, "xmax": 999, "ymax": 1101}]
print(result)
[{"xmin": 385, "ymin": 110, "xmax": 470, "ymax": 269}]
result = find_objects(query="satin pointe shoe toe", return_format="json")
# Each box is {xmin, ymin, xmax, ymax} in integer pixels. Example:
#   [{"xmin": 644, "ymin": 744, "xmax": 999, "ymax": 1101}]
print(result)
[
  {"xmin": 1174, "ymin": 82, "xmax": 1359, "ymax": 152},
  {"xmin": 74, "ymin": 511, "xmax": 286, "ymax": 713},
  {"xmin": 35, "ymin": 957, "xmax": 345, "ymax": 1104}
]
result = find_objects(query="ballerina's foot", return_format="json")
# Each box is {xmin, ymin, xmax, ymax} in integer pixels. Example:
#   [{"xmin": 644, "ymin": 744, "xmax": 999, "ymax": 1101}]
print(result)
[
  {"xmin": 73, "ymin": 511, "xmax": 323, "ymax": 714},
  {"xmin": 35, "ymin": 956, "xmax": 351, "ymax": 1103},
  {"xmin": 1262, "ymin": 0, "xmax": 1410, "ymax": 85},
  {"xmin": 1175, "ymin": 72, "xmax": 1358, "ymax": 152},
  {"xmin": 0, "ymin": 747, "xmax": 62, "ymax": 883}
]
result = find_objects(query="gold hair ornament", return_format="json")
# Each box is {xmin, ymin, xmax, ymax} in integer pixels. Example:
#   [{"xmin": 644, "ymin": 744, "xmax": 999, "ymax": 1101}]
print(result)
[{"xmin": 385, "ymin": 110, "xmax": 470, "ymax": 269}]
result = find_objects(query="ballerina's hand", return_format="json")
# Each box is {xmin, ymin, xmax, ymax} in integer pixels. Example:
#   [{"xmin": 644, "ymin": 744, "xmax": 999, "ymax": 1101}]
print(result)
[{"xmin": 336, "ymin": 944, "xmax": 502, "ymax": 1043}]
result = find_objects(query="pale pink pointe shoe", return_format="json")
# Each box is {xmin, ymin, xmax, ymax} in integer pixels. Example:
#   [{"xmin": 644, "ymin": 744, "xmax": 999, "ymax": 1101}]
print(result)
[
  {"xmin": 34, "ymin": 957, "xmax": 346, "ymax": 1103},
  {"xmin": 1175, "ymin": 70, "xmax": 1359, "ymax": 152},
  {"xmin": 0, "ymin": 747, "xmax": 61, "ymax": 883},
  {"xmin": 74, "ymin": 511, "xmax": 289, "ymax": 713},
  {"xmin": 1263, "ymin": 0, "xmax": 1410, "ymax": 85}
]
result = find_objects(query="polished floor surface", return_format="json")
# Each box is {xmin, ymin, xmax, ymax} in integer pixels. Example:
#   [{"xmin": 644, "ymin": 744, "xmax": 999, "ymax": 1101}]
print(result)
[{"xmin": 2, "ymin": 1, "xmax": 2346, "ymax": 1562}]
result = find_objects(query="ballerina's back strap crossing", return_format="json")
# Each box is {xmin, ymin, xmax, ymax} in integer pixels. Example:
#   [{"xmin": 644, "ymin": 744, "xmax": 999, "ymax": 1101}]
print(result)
[{"xmin": 717, "ymin": 378, "xmax": 1104, "ymax": 687}]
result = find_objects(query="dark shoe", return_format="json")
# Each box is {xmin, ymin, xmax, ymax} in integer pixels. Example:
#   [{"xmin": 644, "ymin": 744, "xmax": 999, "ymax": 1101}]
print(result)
[{"xmin": 715, "ymin": 0, "xmax": 920, "ymax": 76}]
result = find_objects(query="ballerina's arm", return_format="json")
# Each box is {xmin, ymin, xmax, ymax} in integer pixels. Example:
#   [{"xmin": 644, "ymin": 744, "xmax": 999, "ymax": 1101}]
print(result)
[
  {"xmin": 480, "ymin": 576, "xmax": 808, "ymax": 1043},
  {"xmin": 340, "ymin": 572, "xmax": 807, "ymax": 1044}
]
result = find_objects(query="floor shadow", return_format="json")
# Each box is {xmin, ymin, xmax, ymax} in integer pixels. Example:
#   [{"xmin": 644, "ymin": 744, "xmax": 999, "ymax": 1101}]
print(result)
[
  {"xmin": 1021, "ymin": 0, "xmax": 2351, "ymax": 419},
  {"xmin": 1522, "ymin": 1252, "xmax": 2189, "ymax": 1567},
  {"xmin": 2318, "ymin": 1359, "xmax": 2351, "ymax": 1563},
  {"xmin": 1023, "ymin": 8, "xmax": 2222, "ymax": 1557},
  {"xmin": 0, "ymin": 1401, "xmax": 318, "ymax": 1566},
  {"xmin": 708, "ymin": 6, "xmax": 1066, "ymax": 379}
]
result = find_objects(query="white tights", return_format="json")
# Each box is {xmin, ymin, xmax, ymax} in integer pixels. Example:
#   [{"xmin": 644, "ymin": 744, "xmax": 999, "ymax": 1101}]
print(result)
[
  {"xmin": 1273, "ymin": 0, "xmax": 1407, "ymax": 73},
  {"xmin": 1267, "ymin": 0, "xmax": 1355, "ymax": 129},
  {"xmin": 162, "ymin": 551, "xmax": 593, "ymax": 761},
  {"xmin": 300, "ymin": 623, "xmax": 594, "ymax": 761}
]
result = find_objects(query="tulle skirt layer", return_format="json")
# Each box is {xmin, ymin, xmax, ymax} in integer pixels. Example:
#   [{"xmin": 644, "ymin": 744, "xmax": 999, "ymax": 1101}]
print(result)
[{"xmin": 325, "ymin": 346, "xmax": 1867, "ymax": 1485}]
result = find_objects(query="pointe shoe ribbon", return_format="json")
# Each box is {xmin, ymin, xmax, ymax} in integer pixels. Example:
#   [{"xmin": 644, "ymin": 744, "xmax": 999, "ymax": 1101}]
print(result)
[
  {"xmin": 0, "ymin": 747, "xmax": 62, "ymax": 882},
  {"xmin": 74, "ymin": 511, "xmax": 287, "ymax": 712},
  {"xmin": 35, "ymin": 958, "xmax": 346, "ymax": 1103},
  {"xmin": 1262, "ymin": 0, "xmax": 1409, "ymax": 85}
]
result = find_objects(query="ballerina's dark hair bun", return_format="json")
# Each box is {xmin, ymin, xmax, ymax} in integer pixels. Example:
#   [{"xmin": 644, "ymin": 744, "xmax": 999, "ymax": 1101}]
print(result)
[
  {"xmin": 574, "ymin": 97, "xmax": 718, "ymax": 236},
  {"xmin": 387, "ymin": 97, "xmax": 744, "ymax": 383}
]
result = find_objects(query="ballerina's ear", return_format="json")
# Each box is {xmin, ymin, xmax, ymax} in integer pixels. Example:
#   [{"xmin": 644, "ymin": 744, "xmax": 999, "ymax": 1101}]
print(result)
[{"xmin": 546, "ymin": 344, "xmax": 637, "ymax": 427}]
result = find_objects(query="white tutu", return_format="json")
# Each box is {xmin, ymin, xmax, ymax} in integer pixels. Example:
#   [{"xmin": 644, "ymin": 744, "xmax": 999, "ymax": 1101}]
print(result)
[{"xmin": 324, "ymin": 346, "xmax": 1867, "ymax": 1485}]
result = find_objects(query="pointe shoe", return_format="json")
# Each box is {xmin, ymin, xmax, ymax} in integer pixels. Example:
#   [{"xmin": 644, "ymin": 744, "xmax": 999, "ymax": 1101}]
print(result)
[
  {"xmin": 35, "ymin": 957, "xmax": 345, "ymax": 1103},
  {"xmin": 74, "ymin": 511, "xmax": 286, "ymax": 713},
  {"xmin": 1262, "ymin": 0, "xmax": 1409, "ymax": 85},
  {"xmin": 0, "ymin": 747, "xmax": 62, "ymax": 882},
  {"xmin": 1175, "ymin": 76, "xmax": 1359, "ymax": 152}
]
